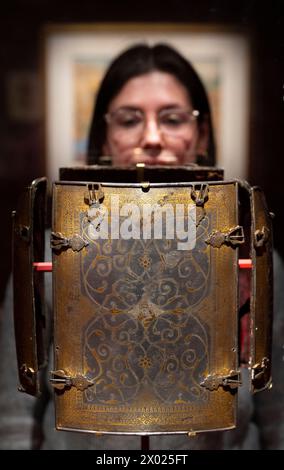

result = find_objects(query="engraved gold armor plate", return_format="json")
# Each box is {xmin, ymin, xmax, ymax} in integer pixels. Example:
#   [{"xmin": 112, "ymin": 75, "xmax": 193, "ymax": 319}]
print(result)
[{"xmin": 52, "ymin": 179, "xmax": 240, "ymax": 434}]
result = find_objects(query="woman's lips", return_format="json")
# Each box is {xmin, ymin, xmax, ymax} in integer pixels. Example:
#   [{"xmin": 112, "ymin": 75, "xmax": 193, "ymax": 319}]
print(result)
[{"xmin": 130, "ymin": 149, "xmax": 179, "ymax": 165}]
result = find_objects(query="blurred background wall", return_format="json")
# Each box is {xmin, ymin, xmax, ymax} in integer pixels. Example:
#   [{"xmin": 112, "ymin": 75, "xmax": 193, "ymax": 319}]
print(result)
[{"xmin": 0, "ymin": 0, "xmax": 283, "ymax": 301}]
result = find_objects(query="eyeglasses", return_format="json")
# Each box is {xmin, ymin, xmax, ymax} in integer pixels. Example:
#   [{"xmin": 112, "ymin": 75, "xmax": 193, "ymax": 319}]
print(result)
[{"xmin": 105, "ymin": 107, "xmax": 200, "ymax": 140}]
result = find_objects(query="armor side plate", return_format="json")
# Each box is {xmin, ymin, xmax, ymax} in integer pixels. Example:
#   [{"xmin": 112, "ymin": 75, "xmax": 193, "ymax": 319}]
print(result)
[
  {"xmin": 52, "ymin": 180, "xmax": 240, "ymax": 434},
  {"xmin": 250, "ymin": 187, "xmax": 273, "ymax": 392},
  {"xmin": 13, "ymin": 177, "xmax": 47, "ymax": 396}
]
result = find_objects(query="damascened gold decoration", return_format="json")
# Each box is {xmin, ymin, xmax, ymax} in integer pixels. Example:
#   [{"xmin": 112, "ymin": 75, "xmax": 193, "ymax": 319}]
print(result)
[{"xmin": 52, "ymin": 180, "xmax": 239, "ymax": 434}]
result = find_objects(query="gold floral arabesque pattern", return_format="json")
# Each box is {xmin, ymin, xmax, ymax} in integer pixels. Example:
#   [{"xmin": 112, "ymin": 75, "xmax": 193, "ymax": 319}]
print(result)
[
  {"xmin": 84, "ymin": 308, "xmax": 208, "ymax": 406},
  {"xmin": 81, "ymin": 213, "xmax": 210, "ymax": 310},
  {"xmin": 81, "ymin": 212, "xmax": 210, "ymax": 406}
]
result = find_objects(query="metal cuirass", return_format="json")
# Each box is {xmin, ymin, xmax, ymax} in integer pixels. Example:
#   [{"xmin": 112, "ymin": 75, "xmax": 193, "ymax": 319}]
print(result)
[{"xmin": 12, "ymin": 166, "xmax": 273, "ymax": 435}]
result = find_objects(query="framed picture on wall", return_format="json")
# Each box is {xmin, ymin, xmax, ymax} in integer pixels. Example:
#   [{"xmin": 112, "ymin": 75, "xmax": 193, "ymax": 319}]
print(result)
[{"xmin": 44, "ymin": 23, "xmax": 250, "ymax": 181}]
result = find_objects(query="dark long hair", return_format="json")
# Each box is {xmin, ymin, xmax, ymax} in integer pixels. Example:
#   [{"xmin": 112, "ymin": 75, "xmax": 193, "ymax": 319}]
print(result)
[{"xmin": 87, "ymin": 43, "xmax": 215, "ymax": 166}]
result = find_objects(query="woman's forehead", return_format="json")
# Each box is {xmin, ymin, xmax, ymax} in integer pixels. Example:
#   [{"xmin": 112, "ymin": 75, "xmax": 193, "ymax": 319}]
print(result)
[{"xmin": 108, "ymin": 71, "xmax": 192, "ymax": 111}]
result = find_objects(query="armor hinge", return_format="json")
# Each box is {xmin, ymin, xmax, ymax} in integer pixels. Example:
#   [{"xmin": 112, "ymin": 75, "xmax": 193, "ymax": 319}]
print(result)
[
  {"xmin": 254, "ymin": 226, "xmax": 270, "ymax": 248},
  {"xmin": 206, "ymin": 225, "xmax": 245, "ymax": 248},
  {"xmin": 84, "ymin": 183, "xmax": 104, "ymax": 207},
  {"xmin": 141, "ymin": 181, "xmax": 150, "ymax": 192},
  {"xmin": 49, "ymin": 370, "xmax": 93, "ymax": 391},
  {"xmin": 200, "ymin": 370, "xmax": 242, "ymax": 391},
  {"xmin": 51, "ymin": 232, "xmax": 89, "ymax": 252},
  {"xmin": 191, "ymin": 183, "xmax": 209, "ymax": 206},
  {"xmin": 251, "ymin": 357, "xmax": 270, "ymax": 382},
  {"xmin": 14, "ymin": 222, "xmax": 31, "ymax": 242},
  {"xmin": 18, "ymin": 363, "xmax": 36, "ymax": 392}
]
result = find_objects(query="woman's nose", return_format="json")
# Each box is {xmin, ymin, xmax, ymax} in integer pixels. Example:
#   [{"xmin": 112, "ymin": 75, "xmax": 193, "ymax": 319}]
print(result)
[{"xmin": 140, "ymin": 119, "xmax": 163, "ymax": 147}]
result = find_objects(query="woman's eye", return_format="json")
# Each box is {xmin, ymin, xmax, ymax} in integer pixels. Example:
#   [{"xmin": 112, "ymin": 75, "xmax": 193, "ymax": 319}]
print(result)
[
  {"xmin": 118, "ymin": 114, "xmax": 141, "ymax": 127},
  {"xmin": 161, "ymin": 113, "xmax": 185, "ymax": 126}
]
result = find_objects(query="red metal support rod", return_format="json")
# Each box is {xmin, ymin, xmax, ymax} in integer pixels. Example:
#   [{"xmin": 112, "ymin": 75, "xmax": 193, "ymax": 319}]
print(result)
[{"xmin": 33, "ymin": 260, "xmax": 252, "ymax": 272}]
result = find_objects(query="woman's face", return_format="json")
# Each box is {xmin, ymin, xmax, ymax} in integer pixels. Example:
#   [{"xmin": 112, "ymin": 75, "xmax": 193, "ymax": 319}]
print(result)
[{"xmin": 103, "ymin": 71, "xmax": 208, "ymax": 166}]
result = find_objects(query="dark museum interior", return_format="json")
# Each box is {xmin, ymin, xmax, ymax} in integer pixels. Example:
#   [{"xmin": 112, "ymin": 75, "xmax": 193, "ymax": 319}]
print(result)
[{"xmin": 0, "ymin": 0, "xmax": 283, "ymax": 301}]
